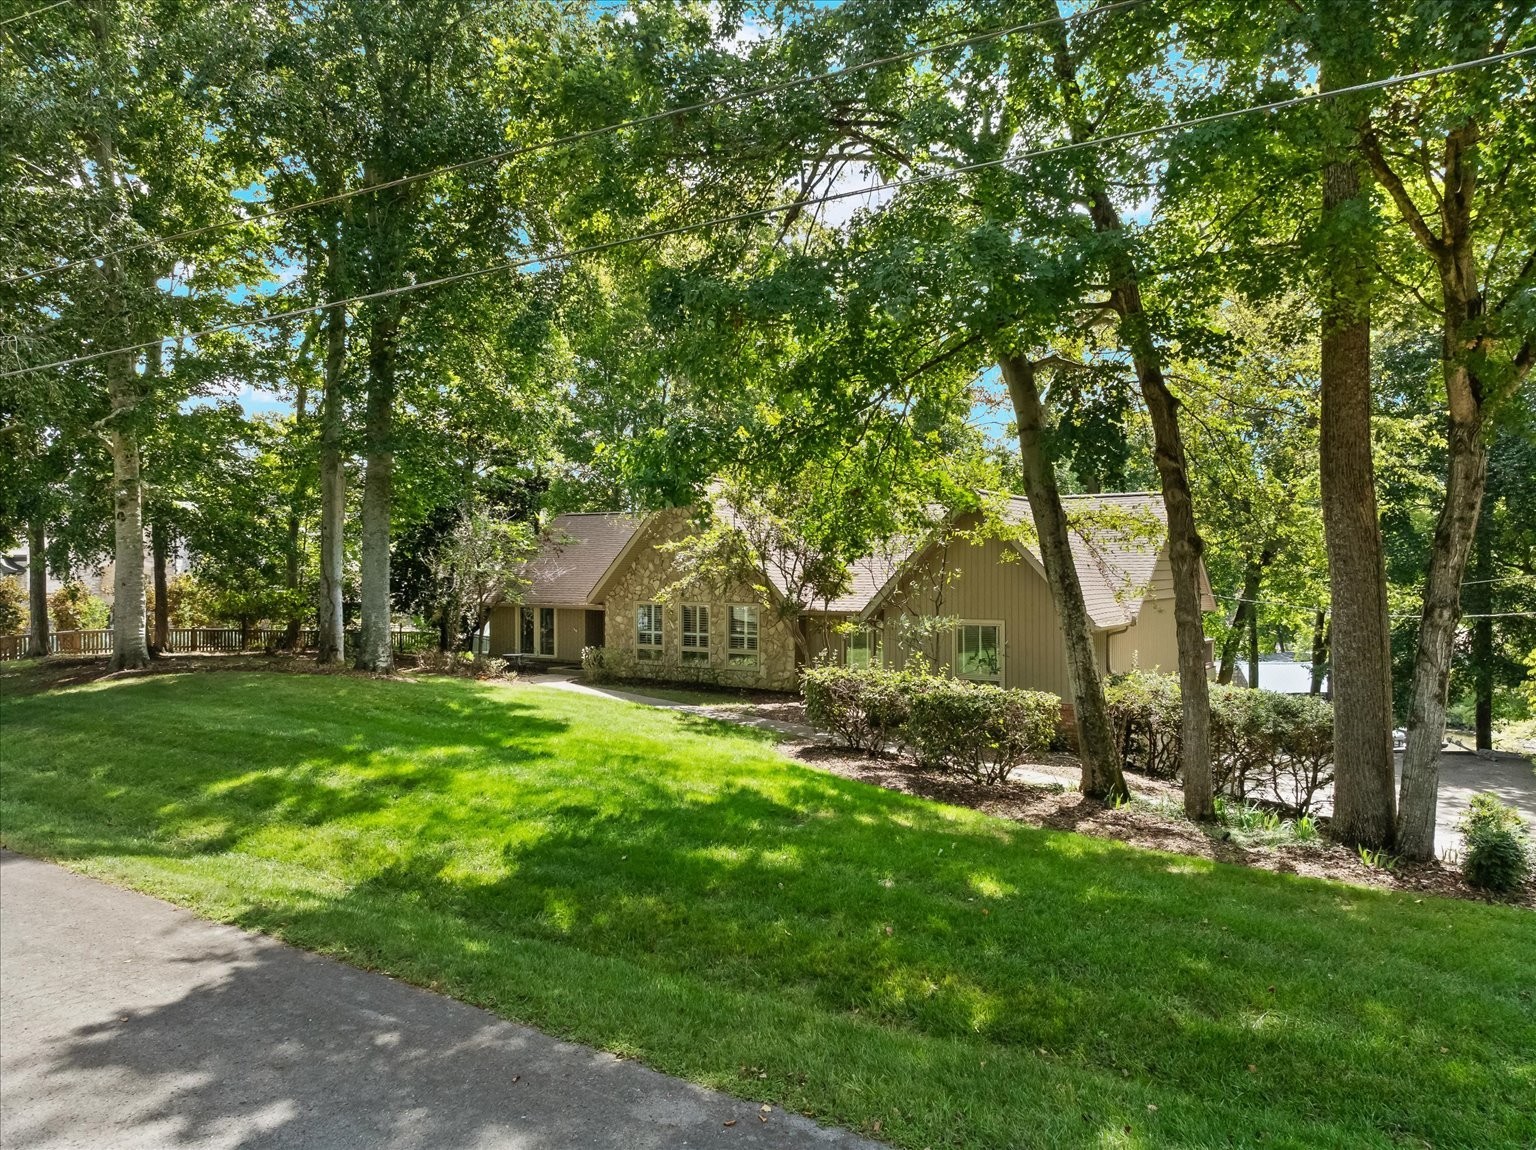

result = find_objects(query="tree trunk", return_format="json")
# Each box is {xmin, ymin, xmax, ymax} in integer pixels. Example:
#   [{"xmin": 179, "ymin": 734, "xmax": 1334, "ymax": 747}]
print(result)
[
  {"xmin": 1216, "ymin": 598, "xmax": 1249, "ymax": 686},
  {"xmin": 1309, "ymin": 610, "xmax": 1329, "ymax": 696},
  {"xmin": 1045, "ymin": 30, "xmax": 1211, "ymax": 819},
  {"xmin": 284, "ymin": 382, "xmax": 310, "ymax": 649},
  {"xmin": 998, "ymin": 352, "xmax": 1127, "ymax": 801},
  {"xmin": 354, "ymin": 302, "xmax": 399, "ymax": 673},
  {"xmin": 1386, "ymin": 122, "xmax": 1491, "ymax": 860},
  {"xmin": 1218, "ymin": 545, "xmax": 1275, "ymax": 685},
  {"xmin": 26, "ymin": 518, "xmax": 48, "ymax": 657},
  {"xmin": 317, "ymin": 296, "xmax": 347, "ymax": 664},
  {"xmin": 1471, "ymin": 504, "xmax": 1493, "ymax": 751},
  {"xmin": 150, "ymin": 519, "xmax": 169, "ymax": 652},
  {"xmin": 1317, "ymin": 60, "xmax": 1395, "ymax": 849},
  {"xmin": 107, "ymin": 371, "xmax": 150, "ymax": 671},
  {"xmin": 1247, "ymin": 596, "xmax": 1260, "ymax": 690}
]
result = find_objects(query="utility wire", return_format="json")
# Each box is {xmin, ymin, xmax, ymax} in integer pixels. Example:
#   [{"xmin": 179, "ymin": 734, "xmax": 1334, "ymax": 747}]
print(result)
[
  {"xmin": 1214, "ymin": 593, "xmax": 1536, "ymax": 622},
  {"xmin": 1, "ymin": 0, "xmax": 1149, "ymax": 288},
  {"xmin": 0, "ymin": 0, "xmax": 71, "ymax": 27},
  {"xmin": 4, "ymin": 42, "xmax": 1533, "ymax": 381}
]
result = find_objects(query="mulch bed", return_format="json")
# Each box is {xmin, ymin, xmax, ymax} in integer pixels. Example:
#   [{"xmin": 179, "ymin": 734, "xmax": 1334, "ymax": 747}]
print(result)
[{"xmin": 786, "ymin": 743, "xmax": 1535, "ymax": 910}]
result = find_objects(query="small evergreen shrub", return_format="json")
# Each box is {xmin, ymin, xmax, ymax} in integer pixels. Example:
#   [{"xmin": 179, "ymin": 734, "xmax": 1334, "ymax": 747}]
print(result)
[
  {"xmin": 1458, "ymin": 793, "xmax": 1532, "ymax": 892},
  {"xmin": 800, "ymin": 666, "xmax": 1059, "ymax": 782},
  {"xmin": 902, "ymin": 678, "xmax": 1059, "ymax": 785},
  {"xmin": 1104, "ymin": 671, "xmax": 1183, "ymax": 778}
]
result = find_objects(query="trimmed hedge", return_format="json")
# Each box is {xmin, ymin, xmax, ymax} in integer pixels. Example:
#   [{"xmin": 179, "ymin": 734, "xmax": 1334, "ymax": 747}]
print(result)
[
  {"xmin": 801, "ymin": 665, "xmax": 912, "ymax": 754},
  {"xmin": 1105, "ymin": 671, "xmax": 1335, "ymax": 816},
  {"xmin": 801, "ymin": 665, "xmax": 1059, "ymax": 784}
]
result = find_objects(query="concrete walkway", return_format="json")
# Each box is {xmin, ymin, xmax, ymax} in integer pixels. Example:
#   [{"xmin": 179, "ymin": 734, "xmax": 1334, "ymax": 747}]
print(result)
[{"xmin": 0, "ymin": 853, "xmax": 874, "ymax": 1150}]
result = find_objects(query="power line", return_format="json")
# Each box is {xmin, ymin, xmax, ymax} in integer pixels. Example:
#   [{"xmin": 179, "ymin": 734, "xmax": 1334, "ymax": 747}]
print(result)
[
  {"xmin": 1, "ymin": 0, "xmax": 1150, "ymax": 288},
  {"xmin": 4, "ymin": 43, "xmax": 1533, "ymax": 381},
  {"xmin": 1214, "ymin": 593, "xmax": 1536, "ymax": 622},
  {"xmin": 0, "ymin": 0, "xmax": 71, "ymax": 26}
]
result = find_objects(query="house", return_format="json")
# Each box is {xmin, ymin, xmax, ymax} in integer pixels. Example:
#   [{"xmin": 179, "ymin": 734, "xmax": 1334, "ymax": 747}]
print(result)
[{"xmin": 488, "ymin": 493, "xmax": 1213, "ymax": 696}]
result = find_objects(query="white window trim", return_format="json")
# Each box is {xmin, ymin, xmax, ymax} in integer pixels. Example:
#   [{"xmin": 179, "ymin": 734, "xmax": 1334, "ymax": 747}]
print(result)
[
  {"xmin": 954, "ymin": 620, "xmax": 1004, "ymax": 684},
  {"xmin": 680, "ymin": 603, "xmax": 711, "ymax": 663},
  {"xmin": 727, "ymin": 604, "xmax": 760, "ymax": 668},
  {"xmin": 636, "ymin": 603, "xmax": 664, "ymax": 658}
]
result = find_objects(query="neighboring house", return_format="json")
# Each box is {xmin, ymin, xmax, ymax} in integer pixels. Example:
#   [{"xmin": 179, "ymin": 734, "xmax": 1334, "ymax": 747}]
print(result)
[{"xmin": 488, "ymin": 493, "xmax": 1214, "ymax": 696}]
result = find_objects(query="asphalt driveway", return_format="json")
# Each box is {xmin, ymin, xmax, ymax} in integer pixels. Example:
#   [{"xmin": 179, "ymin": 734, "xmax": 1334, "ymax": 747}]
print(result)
[{"xmin": 0, "ymin": 852, "xmax": 874, "ymax": 1150}]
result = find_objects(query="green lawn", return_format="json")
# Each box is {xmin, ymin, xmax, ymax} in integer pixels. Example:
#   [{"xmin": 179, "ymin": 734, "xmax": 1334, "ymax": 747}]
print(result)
[{"xmin": 2, "ymin": 668, "xmax": 1532, "ymax": 1149}]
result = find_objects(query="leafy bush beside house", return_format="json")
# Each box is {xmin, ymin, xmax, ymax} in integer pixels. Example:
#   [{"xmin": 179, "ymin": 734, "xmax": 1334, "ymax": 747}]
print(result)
[
  {"xmin": 801, "ymin": 665, "xmax": 912, "ymax": 754},
  {"xmin": 801, "ymin": 665, "xmax": 1058, "ymax": 783},
  {"xmin": 903, "ymin": 677, "xmax": 1059, "ymax": 785},
  {"xmin": 1106, "ymin": 671, "xmax": 1335, "ymax": 816}
]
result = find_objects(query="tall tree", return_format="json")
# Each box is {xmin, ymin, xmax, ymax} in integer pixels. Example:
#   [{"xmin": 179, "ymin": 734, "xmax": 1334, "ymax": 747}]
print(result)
[
  {"xmin": 1312, "ymin": 6, "xmax": 1398, "ymax": 848},
  {"xmin": 1355, "ymin": 5, "xmax": 1535, "ymax": 859}
]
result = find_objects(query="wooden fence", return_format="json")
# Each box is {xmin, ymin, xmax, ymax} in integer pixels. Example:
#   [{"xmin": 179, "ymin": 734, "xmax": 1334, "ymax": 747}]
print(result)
[{"xmin": 0, "ymin": 626, "xmax": 438, "ymax": 661}]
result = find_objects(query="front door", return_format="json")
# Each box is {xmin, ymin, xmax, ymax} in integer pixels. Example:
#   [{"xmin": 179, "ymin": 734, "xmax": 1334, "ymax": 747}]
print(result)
[{"xmin": 585, "ymin": 609, "xmax": 605, "ymax": 647}]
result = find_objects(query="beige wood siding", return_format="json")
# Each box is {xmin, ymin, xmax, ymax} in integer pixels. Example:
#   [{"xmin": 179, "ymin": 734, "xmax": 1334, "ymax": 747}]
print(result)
[
  {"xmin": 871, "ymin": 533, "xmax": 1077, "ymax": 697},
  {"xmin": 1108, "ymin": 596, "xmax": 1179, "ymax": 675},
  {"xmin": 488, "ymin": 604, "xmax": 517, "ymax": 654}
]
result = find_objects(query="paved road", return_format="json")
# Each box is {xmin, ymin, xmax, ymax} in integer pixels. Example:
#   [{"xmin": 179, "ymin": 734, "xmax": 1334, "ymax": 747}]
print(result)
[
  {"xmin": 1430, "ymin": 747, "xmax": 1536, "ymax": 854},
  {"xmin": 0, "ymin": 853, "xmax": 874, "ymax": 1150}
]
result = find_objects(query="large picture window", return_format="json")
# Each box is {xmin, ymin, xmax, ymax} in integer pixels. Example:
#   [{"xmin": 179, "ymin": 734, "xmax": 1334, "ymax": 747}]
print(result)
[
  {"xmin": 955, "ymin": 622, "xmax": 1002, "ymax": 683},
  {"xmin": 539, "ymin": 607, "xmax": 556, "ymax": 656},
  {"xmin": 636, "ymin": 603, "xmax": 663, "ymax": 661},
  {"xmin": 681, "ymin": 604, "xmax": 710, "ymax": 664},
  {"xmin": 728, "ymin": 605, "xmax": 759, "ymax": 667}
]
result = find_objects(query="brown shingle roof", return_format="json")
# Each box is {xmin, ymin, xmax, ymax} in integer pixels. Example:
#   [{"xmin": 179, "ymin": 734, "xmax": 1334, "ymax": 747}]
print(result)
[
  {"xmin": 525, "ymin": 513, "xmax": 644, "ymax": 607},
  {"xmin": 531, "ymin": 493, "xmax": 1198, "ymax": 628}
]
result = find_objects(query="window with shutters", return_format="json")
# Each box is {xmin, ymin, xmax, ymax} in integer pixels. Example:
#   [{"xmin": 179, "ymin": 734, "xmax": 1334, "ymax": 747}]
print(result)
[
  {"xmin": 681, "ymin": 604, "xmax": 710, "ymax": 664},
  {"xmin": 636, "ymin": 603, "xmax": 663, "ymax": 661},
  {"xmin": 955, "ymin": 622, "xmax": 1002, "ymax": 683},
  {"xmin": 728, "ymin": 605, "xmax": 759, "ymax": 667}
]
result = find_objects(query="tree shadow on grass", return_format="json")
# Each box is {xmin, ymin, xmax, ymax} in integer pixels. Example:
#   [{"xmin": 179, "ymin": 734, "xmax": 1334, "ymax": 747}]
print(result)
[{"xmin": 5, "ymin": 674, "xmax": 1534, "ymax": 1149}]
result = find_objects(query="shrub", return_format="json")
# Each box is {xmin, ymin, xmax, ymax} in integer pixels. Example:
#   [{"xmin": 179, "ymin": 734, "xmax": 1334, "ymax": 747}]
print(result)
[
  {"xmin": 800, "ymin": 665, "xmax": 910, "ymax": 753},
  {"xmin": 902, "ymin": 678, "xmax": 1059, "ymax": 785},
  {"xmin": 1458, "ymin": 793, "xmax": 1531, "ymax": 892},
  {"xmin": 1106, "ymin": 671, "xmax": 1335, "ymax": 816},
  {"xmin": 581, "ymin": 645, "xmax": 634, "ymax": 684},
  {"xmin": 1104, "ymin": 671, "xmax": 1183, "ymax": 779},
  {"xmin": 49, "ymin": 582, "xmax": 109, "ymax": 631}
]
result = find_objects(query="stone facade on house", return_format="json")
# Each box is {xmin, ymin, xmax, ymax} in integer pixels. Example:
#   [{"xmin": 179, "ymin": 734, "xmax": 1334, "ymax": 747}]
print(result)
[{"xmin": 598, "ymin": 510, "xmax": 800, "ymax": 691}]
